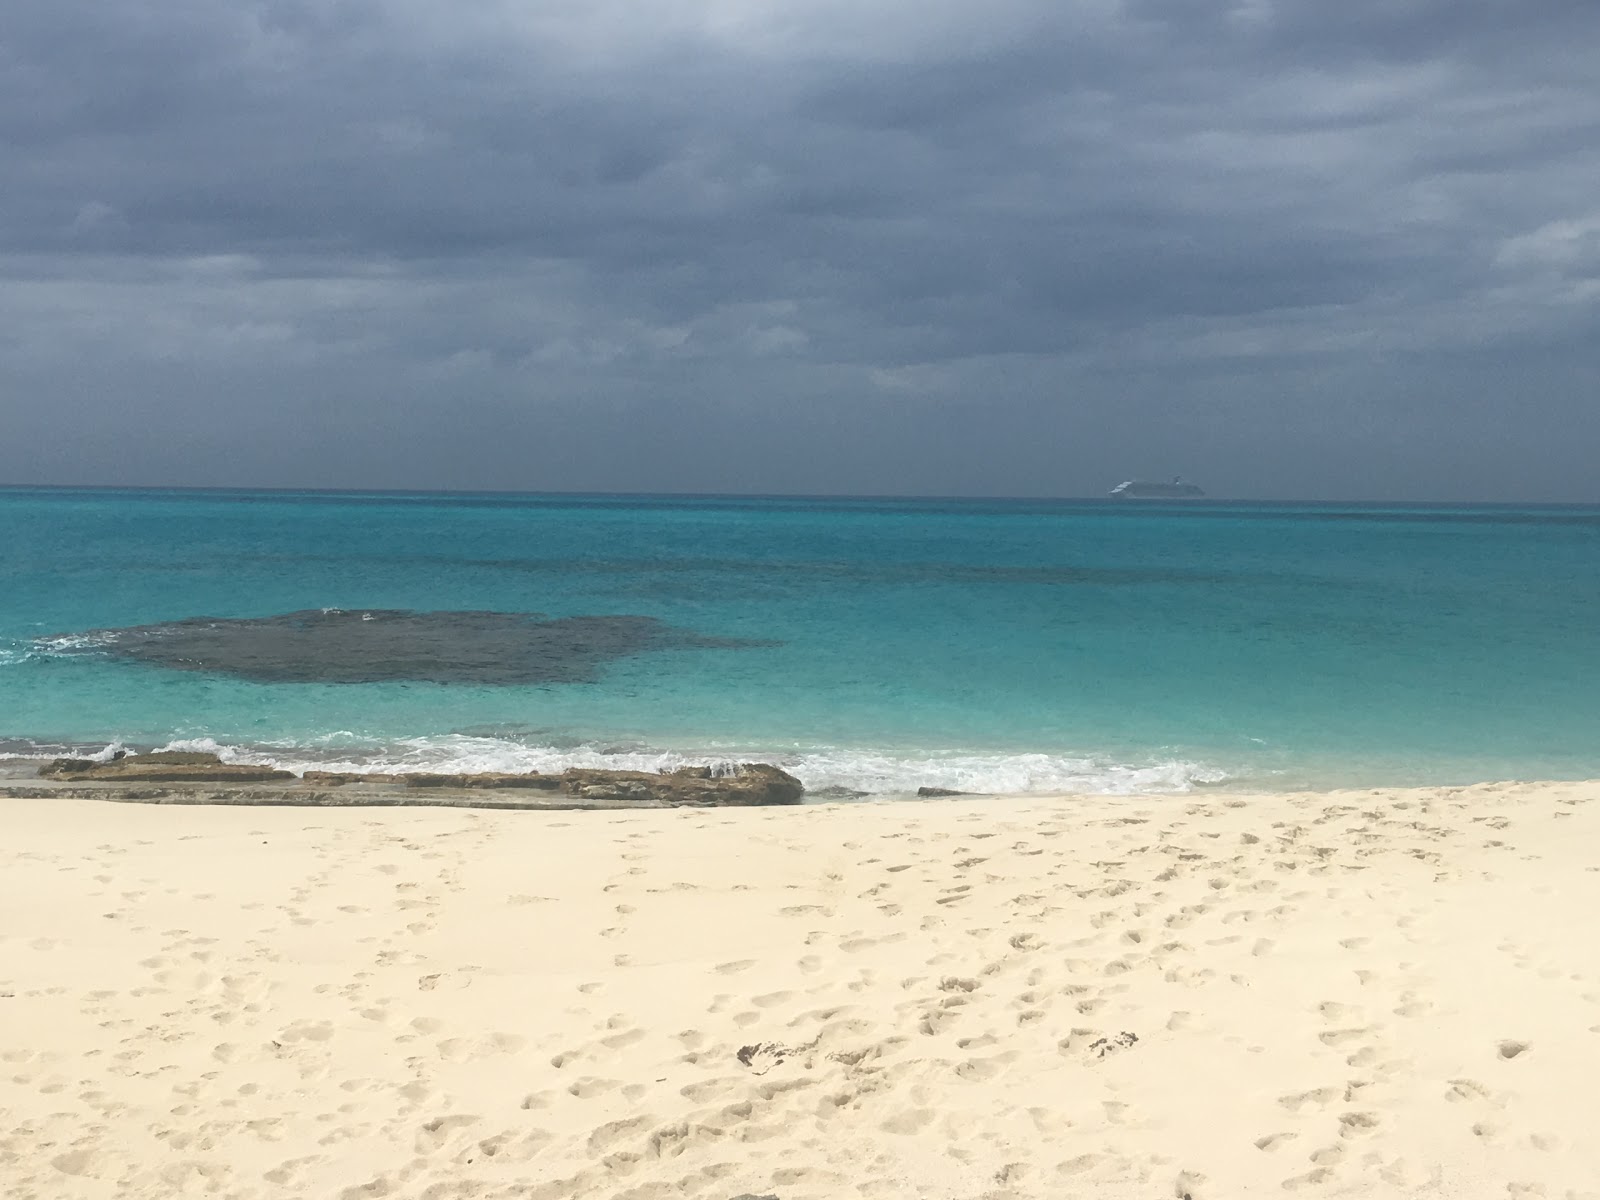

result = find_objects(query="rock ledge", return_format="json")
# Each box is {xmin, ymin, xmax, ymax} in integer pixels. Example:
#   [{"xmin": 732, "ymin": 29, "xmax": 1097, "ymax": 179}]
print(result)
[{"xmin": 37, "ymin": 753, "xmax": 803, "ymax": 808}]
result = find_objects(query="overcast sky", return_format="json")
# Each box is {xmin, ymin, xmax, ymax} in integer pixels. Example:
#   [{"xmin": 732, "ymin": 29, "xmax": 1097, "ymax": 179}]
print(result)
[{"xmin": 3, "ymin": 0, "xmax": 1598, "ymax": 499}]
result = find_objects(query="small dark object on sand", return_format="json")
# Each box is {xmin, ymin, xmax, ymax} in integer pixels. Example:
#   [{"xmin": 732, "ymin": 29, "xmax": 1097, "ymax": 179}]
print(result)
[
  {"xmin": 736, "ymin": 1043, "xmax": 780, "ymax": 1067},
  {"xmin": 1089, "ymin": 1031, "xmax": 1139, "ymax": 1058},
  {"xmin": 735, "ymin": 1042, "xmax": 804, "ymax": 1075}
]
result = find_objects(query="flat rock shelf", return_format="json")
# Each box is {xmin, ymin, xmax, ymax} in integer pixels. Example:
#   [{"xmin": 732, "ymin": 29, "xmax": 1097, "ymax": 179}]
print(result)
[{"xmin": 3, "ymin": 752, "xmax": 804, "ymax": 810}]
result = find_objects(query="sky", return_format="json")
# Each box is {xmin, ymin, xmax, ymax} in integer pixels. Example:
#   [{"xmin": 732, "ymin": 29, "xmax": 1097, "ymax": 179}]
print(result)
[{"xmin": 3, "ymin": 0, "xmax": 1598, "ymax": 500}]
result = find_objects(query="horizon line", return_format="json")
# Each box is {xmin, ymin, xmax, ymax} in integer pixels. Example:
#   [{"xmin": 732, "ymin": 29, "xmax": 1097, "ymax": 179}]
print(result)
[{"xmin": 2, "ymin": 482, "xmax": 1599, "ymax": 507}]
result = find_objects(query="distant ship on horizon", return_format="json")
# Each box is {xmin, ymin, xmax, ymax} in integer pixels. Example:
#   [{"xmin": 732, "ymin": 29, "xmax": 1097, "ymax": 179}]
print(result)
[{"xmin": 1108, "ymin": 477, "xmax": 1206, "ymax": 499}]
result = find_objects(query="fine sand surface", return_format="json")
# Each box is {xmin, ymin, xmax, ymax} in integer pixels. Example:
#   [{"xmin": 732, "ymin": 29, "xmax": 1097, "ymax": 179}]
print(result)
[{"xmin": 3, "ymin": 782, "xmax": 1599, "ymax": 1199}]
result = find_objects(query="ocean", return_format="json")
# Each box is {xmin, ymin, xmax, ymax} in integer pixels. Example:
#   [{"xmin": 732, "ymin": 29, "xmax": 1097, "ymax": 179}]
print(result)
[{"xmin": 2, "ymin": 487, "xmax": 1597, "ymax": 796}]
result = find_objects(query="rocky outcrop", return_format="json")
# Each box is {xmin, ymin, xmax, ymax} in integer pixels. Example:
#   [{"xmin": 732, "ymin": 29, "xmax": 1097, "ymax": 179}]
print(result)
[
  {"xmin": 36, "ymin": 754, "xmax": 804, "ymax": 808},
  {"xmin": 40, "ymin": 752, "xmax": 294, "ymax": 784},
  {"xmin": 560, "ymin": 764, "xmax": 802, "ymax": 806},
  {"xmin": 381, "ymin": 763, "xmax": 800, "ymax": 806},
  {"xmin": 301, "ymin": 771, "xmax": 404, "ymax": 786},
  {"xmin": 394, "ymin": 772, "xmax": 562, "ymax": 790}
]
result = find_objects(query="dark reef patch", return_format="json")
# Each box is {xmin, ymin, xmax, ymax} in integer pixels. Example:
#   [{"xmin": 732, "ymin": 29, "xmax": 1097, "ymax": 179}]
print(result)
[{"xmin": 44, "ymin": 608, "xmax": 767, "ymax": 685}]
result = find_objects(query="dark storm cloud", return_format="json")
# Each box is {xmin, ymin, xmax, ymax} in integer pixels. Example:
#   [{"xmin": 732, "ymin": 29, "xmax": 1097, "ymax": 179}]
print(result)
[{"xmin": 2, "ymin": 0, "xmax": 1598, "ymax": 498}]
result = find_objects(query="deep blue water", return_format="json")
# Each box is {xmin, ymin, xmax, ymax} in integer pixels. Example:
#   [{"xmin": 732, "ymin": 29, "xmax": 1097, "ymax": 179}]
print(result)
[{"xmin": 2, "ymin": 487, "xmax": 1598, "ymax": 794}]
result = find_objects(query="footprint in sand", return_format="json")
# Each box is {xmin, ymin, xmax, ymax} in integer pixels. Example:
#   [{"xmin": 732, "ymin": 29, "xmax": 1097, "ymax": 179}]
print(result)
[
  {"xmin": 1445, "ymin": 1078, "xmax": 1494, "ymax": 1104},
  {"xmin": 880, "ymin": 1108, "xmax": 935, "ymax": 1134},
  {"xmin": 1316, "ymin": 1027, "xmax": 1371, "ymax": 1048},
  {"xmin": 954, "ymin": 1051, "xmax": 1017, "ymax": 1082},
  {"xmin": 1316, "ymin": 1001, "xmax": 1362, "ymax": 1022},
  {"xmin": 414, "ymin": 1114, "xmax": 480, "ymax": 1154},
  {"xmin": 587, "ymin": 1115, "xmax": 652, "ymax": 1153},
  {"xmin": 1254, "ymin": 1132, "xmax": 1299, "ymax": 1151},
  {"xmin": 1338, "ymin": 1112, "xmax": 1380, "ymax": 1137},
  {"xmin": 599, "ymin": 1027, "xmax": 645, "ymax": 1050},
  {"xmin": 278, "ymin": 1020, "xmax": 334, "ymax": 1043},
  {"xmin": 1278, "ymin": 1087, "xmax": 1339, "ymax": 1113},
  {"xmin": 1281, "ymin": 1167, "xmax": 1335, "ymax": 1191}
]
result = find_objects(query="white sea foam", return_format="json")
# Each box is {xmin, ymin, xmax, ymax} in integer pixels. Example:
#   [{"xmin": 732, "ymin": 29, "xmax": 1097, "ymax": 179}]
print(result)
[
  {"xmin": 0, "ymin": 739, "xmax": 132, "ymax": 763},
  {"xmin": 166, "ymin": 735, "xmax": 739, "ymax": 778},
  {"xmin": 781, "ymin": 749, "xmax": 1227, "ymax": 796},
  {"xmin": 4, "ymin": 630, "xmax": 123, "ymax": 667},
  {"xmin": 153, "ymin": 737, "xmax": 250, "ymax": 761},
  {"xmin": 30, "ymin": 631, "xmax": 122, "ymax": 653}
]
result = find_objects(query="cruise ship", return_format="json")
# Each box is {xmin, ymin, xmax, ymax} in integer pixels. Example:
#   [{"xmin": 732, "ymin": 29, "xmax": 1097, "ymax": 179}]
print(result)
[{"xmin": 1108, "ymin": 477, "xmax": 1205, "ymax": 499}]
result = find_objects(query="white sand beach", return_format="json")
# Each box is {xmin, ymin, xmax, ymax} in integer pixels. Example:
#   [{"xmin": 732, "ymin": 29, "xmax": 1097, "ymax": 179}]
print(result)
[{"xmin": 3, "ymin": 781, "xmax": 1599, "ymax": 1199}]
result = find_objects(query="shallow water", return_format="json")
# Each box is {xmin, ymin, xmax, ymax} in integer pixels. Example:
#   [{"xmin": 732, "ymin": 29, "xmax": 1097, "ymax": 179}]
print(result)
[{"xmin": 3, "ymin": 488, "xmax": 1598, "ymax": 794}]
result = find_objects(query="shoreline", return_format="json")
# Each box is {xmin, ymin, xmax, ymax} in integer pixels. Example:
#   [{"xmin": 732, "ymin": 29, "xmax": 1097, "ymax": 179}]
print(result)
[
  {"xmin": 8, "ymin": 750, "xmax": 1600, "ymax": 806},
  {"xmin": 4, "ymin": 778, "xmax": 1600, "ymax": 1197},
  {"xmin": 3, "ymin": 756, "xmax": 1598, "ymax": 807},
  {"xmin": 0, "ymin": 741, "xmax": 1237, "ymax": 798}
]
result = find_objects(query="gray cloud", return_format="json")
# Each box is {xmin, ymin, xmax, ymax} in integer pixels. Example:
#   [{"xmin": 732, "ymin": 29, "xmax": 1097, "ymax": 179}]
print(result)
[{"xmin": 2, "ymin": 0, "xmax": 1598, "ymax": 498}]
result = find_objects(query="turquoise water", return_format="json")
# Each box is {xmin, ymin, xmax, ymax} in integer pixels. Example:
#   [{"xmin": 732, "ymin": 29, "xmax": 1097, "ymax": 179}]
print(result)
[{"xmin": 2, "ymin": 487, "xmax": 1598, "ymax": 794}]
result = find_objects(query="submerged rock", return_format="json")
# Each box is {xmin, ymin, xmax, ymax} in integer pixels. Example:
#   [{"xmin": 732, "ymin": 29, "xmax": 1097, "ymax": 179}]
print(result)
[
  {"xmin": 38, "ymin": 754, "xmax": 804, "ymax": 807},
  {"xmin": 41, "ymin": 608, "xmax": 769, "ymax": 685}
]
